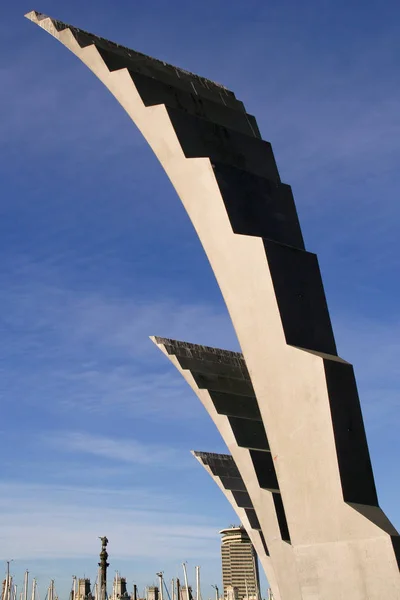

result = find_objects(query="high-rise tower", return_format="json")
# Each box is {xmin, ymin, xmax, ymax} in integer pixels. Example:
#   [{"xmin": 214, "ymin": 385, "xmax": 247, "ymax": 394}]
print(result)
[{"xmin": 220, "ymin": 527, "xmax": 260, "ymax": 600}]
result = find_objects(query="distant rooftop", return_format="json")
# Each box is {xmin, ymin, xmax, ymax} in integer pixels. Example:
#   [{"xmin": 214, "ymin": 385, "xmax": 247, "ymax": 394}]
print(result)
[{"xmin": 220, "ymin": 525, "xmax": 247, "ymax": 535}]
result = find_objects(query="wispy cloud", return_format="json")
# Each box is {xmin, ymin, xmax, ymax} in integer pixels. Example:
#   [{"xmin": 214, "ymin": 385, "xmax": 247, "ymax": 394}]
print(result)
[
  {"xmin": 335, "ymin": 315, "xmax": 400, "ymax": 429},
  {"xmin": 0, "ymin": 44, "xmax": 144, "ymax": 168},
  {"xmin": 0, "ymin": 263, "xmax": 236, "ymax": 420},
  {"xmin": 0, "ymin": 255, "xmax": 399, "ymax": 433},
  {"xmin": 0, "ymin": 259, "xmax": 237, "ymax": 356},
  {"xmin": 0, "ymin": 481, "xmax": 220, "ymax": 560},
  {"xmin": 51, "ymin": 432, "xmax": 187, "ymax": 468}
]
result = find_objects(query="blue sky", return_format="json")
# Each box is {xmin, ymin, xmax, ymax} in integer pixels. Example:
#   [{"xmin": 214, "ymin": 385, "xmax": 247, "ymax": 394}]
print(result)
[{"xmin": 1, "ymin": 0, "xmax": 400, "ymax": 597}]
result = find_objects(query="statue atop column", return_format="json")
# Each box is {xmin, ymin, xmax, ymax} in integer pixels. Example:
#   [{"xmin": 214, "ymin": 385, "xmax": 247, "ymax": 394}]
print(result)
[{"xmin": 98, "ymin": 536, "xmax": 109, "ymax": 600}]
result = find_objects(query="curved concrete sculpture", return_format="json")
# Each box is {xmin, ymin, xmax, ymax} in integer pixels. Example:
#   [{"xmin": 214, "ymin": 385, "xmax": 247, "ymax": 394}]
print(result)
[
  {"xmin": 153, "ymin": 338, "xmax": 297, "ymax": 600},
  {"xmin": 26, "ymin": 11, "xmax": 400, "ymax": 600},
  {"xmin": 192, "ymin": 451, "xmax": 277, "ymax": 596}
]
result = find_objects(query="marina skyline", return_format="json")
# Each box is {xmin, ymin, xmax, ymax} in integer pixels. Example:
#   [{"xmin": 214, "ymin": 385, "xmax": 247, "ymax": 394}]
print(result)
[{"xmin": 1, "ymin": 538, "xmax": 257, "ymax": 600}]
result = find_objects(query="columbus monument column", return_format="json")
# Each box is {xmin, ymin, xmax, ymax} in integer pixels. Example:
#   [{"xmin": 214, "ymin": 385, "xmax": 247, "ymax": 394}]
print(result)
[
  {"xmin": 98, "ymin": 536, "xmax": 109, "ymax": 600},
  {"xmin": 26, "ymin": 12, "xmax": 400, "ymax": 600}
]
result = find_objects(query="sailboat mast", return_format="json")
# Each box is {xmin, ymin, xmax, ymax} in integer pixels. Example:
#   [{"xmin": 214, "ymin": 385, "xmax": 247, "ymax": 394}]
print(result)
[
  {"xmin": 195, "ymin": 567, "xmax": 200, "ymax": 600},
  {"xmin": 30, "ymin": 579, "xmax": 36, "ymax": 600},
  {"xmin": 182, "ymin": 565, "xmax": 189, "ymax": 600},
  {"xmin": 156, "ymin": 573, "xmax": 163, "ymax": 600},
  {"xmin": 5, "ymin": 561, "xmax": 12, "ymax": 600},
  {"xmin": 23, "ymin": 572, "xmax": 29, "ymax": 600},
  {"xmin": 5, "ymin": 562, "xmax": 9, "ymax": 600},
  {"xmin": 171, "ymin": 580, "xmax": 175, "ymax": 600}
]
